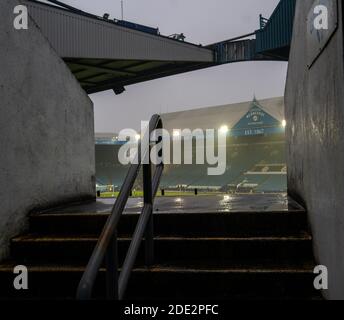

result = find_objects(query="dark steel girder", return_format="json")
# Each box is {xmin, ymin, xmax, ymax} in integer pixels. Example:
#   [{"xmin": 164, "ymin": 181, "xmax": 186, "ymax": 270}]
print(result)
[
  {"xmin": 84, "ymin": 62, "xmax": 214, "ymax": 94},
  {"xmin": 69, "ymin": 62, "xmax": 137, "ymax": 77}
]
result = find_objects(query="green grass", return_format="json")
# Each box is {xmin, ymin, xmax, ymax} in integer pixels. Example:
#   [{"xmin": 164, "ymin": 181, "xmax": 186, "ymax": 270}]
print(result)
[{"xmin": 98, "ymin": 191, "xmax": 224, "ymax": 198}]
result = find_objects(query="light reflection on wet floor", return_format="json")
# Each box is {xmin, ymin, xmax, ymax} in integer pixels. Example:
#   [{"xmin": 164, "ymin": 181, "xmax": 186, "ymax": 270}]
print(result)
[{"xmin": 48, "ymin": 194, "xmax": 304, "ymax": 214}]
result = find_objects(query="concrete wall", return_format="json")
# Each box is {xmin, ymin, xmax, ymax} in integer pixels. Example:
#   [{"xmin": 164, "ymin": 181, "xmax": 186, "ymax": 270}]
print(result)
[
  {"xmin": 0, "ymin": 0, "xmax": 95, "ymax": 260},
  {"xmin": 285, "ymin": 0, "xmax": 344, "ymax": 299}
]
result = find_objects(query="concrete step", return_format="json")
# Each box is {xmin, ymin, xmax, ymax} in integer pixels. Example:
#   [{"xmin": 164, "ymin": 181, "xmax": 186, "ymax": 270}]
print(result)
[
  {"xmin": 29, "ymin": 210, "xmax": 309, "ymax": 237},
  {"xmin": 0, "ymin": 263, "xmax": 320, "ymax": 300},
  {"xmin": 10, "ymin": 234, "xmax": 313, "ymax": 266},
  {"xmin": 1, "ymin": 197, "xmax": 318, "ymax": 300}
]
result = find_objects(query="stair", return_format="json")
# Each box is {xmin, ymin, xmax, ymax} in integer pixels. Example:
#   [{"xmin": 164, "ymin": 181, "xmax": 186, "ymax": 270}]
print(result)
[{"xmin": 0, "ymin": 197, "xmax": 321, "ymax": 300}]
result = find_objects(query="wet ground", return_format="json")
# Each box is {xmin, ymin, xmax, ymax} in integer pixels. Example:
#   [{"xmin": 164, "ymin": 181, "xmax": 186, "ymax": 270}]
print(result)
[{"xmin": 47, "ymin": 193, "xmax": 304, "ymax": 214}]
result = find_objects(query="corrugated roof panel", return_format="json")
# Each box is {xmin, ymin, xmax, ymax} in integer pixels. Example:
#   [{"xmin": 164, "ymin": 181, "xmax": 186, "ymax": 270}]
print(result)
[
  {"xmin": 25, "ymin": 1, "xmax": 213, "ymax": 62},
  {"xmin": 255, "ymin": 0, "xmax": 296, "ymax": 54}
]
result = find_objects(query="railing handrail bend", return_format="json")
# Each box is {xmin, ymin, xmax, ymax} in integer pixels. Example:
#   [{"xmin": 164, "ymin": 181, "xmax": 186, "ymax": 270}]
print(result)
[{"xmin": 77, "ymin": 114, "xmax": 163, "ymax": 300}]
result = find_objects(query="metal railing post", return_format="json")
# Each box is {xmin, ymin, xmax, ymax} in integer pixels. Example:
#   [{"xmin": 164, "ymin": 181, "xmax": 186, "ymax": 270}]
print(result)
[
  {"xmin": 77, "ymin": 115, "xmax": 163, "ymax": 300},
  {"xmin": 145, "ymin": 212, "xmax": 154, "ymax": 266},
  {"xmin": 143, "ymin": 159, "xmax": 154, "ymax": 266},
  {"xmin": 105, "ymin": 231, "xmax": 119, "ymax": 299}
]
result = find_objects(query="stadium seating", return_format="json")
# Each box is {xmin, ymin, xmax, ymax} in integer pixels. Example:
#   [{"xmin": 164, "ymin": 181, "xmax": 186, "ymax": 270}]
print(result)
[
  {"xmin": 96, "ymin": 133, "xmax": 287, "ymax": 193},
  {"xmin": 256, "ymin": 176, "xmax": 286, "ymax": 192}
]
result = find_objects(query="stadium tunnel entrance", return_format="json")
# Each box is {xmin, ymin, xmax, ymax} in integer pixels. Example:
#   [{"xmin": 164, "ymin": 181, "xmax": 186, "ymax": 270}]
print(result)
[{"xmin": 0, "ymin": 0, "xmax": 328, "ymax": 301}]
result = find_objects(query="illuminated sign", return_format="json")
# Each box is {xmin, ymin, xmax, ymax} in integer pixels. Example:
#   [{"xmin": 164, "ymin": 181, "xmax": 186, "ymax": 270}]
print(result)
[{"xmin": 231, "ymin": 105, "xmax": 283, "ymax": 137}]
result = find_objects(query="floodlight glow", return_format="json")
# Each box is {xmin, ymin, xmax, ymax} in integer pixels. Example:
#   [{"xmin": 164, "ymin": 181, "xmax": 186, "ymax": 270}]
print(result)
[
  {"xmin": 173, "ymin": 130, "xmax": 181, "ymax": 137},
  {"xmin": 219, "ymin": 125, "xmax": 229, "ymax": 134},
  {"xmin": 135, "ymin": 134, "xmax": 141, "ymax": 141},
  {"xmin": 282, "ymin": 120, "xmax": 287, "ymax": 128}
]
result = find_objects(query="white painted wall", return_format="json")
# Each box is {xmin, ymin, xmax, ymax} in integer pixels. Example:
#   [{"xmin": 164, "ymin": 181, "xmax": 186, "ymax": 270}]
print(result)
[
  {"xmin": 0, "ymin": 0, "xmax": 95, "ymax": 260},
  {"xmin": 285, "ymin": 0, "xmax": 344, "ymax": 299}
]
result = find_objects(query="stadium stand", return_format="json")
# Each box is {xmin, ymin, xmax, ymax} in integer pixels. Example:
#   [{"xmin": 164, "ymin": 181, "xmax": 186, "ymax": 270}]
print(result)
[{"xmin": 95, "ymin": 97, "xmax": 287, "ymax": 193}]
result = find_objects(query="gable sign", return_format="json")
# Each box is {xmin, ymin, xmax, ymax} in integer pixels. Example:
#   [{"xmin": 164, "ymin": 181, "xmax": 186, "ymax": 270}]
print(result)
[{"xmin": 231, "ymin": 105, "xmax": 282, "ymax": 137}]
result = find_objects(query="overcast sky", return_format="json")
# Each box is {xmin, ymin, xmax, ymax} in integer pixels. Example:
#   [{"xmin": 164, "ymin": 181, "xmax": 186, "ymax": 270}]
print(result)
[{"xmin": 49, "ymin": 0, "xmax": 287, "ymax": 133}]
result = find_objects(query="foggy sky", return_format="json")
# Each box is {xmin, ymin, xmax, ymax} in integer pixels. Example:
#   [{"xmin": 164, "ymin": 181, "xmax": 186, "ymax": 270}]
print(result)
[{"xmin": 49, "ymin": 0, "xmax": 287, "ymax": 133}]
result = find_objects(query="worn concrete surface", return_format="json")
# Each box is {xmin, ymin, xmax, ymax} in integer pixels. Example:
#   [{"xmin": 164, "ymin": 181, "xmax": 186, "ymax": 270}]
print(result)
[
  {"xmin": 285, "ymin": 0, "xmax": 344, "ymax": 299},
  {"xmin": 0, "ymin": 0, "xmax": 95, "ymax": 260},
  {"xmin": 43, "ymin": 194, "xmax": 304, "ymax": 215}
]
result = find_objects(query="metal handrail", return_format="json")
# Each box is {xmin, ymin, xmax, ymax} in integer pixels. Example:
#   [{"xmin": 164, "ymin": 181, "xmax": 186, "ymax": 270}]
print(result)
[{"xmin": 77, "ymin": 114, "xmax": 164, "ymax": 300}]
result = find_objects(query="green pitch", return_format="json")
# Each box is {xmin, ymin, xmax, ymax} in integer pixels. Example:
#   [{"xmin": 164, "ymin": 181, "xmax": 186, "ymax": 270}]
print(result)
[{"xmin": 98, "ymin": 191, "xmax": 223, "ymax": 198}]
